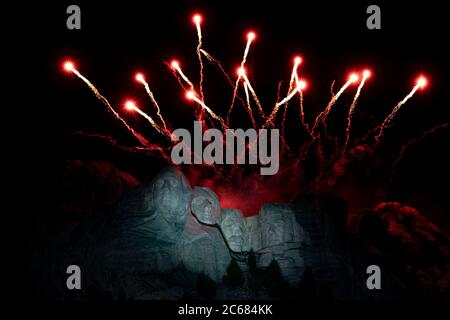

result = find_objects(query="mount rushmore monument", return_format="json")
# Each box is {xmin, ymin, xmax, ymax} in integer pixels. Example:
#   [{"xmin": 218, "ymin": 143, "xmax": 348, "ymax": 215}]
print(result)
[
  {"xmin": 96, "ymin": 168, "xmax": 310, "ymax": 280},
  {"xmin": 27, "ymin": 162, "xmax": 450, "ymax": 299},
  {"xmin": 68, "ymin": 167, "xmax": 357, "ymax": 299}
]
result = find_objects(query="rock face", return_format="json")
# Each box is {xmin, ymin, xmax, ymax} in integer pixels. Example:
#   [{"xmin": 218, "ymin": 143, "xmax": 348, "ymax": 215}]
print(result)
[
  {"xmin": 28, "ymin": 164, "xmax": 450, "ymax": 299},
  {"xmin": 256, "ymin": 205, "xmax": 310, "ymax": 284},
  {"xmin": 88, "ymin": 167, "xmax": 312, "ymax": 296},
  {"xmin": 90, "ymin": 167, "xmax": 231, "ymax": 297},
  {"xmin": 348, "ymin": 202, "xmax": 450, "ymax": 299},
  {"xmin": 217, "ymin": 204, "xmax": 311, "ymax": 285},
  {"xmin": 292, "ymin": 193, "xmax": 354, "ymax": 298}
]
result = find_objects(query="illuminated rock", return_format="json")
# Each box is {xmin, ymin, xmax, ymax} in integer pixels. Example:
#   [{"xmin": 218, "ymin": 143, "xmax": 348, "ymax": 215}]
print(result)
[{"xmin": 191, "ymin": 186, "xmax": 221, "ymax": 225}]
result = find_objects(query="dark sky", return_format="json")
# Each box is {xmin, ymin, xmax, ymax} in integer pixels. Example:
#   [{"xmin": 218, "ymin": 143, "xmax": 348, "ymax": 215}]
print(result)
[{"xmin": 20, "ymin": 1, "xmax": 450, "ymax": 228}]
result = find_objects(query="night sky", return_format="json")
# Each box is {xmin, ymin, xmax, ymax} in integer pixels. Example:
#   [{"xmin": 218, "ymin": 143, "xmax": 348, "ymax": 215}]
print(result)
[{"xmin": 22, "ymin": 1, "xmax": 450, "ymax": 230}]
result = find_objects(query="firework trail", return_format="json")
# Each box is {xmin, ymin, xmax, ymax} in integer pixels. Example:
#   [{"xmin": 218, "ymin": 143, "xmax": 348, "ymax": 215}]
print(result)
[
  {"xmin": 70, "ymin": 131, "xmax": 170, "ymax": 160},
  {"xmin": 193, "ymin": 14, "xmax": 205, "ymax": 102},
  {"xmin": 201, "ymin": 49, "xmax": 251, "ymax": 125},
  {"xmin": 264, "ymin": 85, "xmax": 300, "ymax": 128},
  {"xmin": 201, "ymin": 49, "xmax": 234, "ymax": 87},
  {"xmin": 341, "ymin": 70, "xmax": 371, "ymax": 157},
  {"xmin": 298, "ymin": 88, "xmax": 307, "ymax": 133},
  {"xmin": 241, "ymin": 32, "xmax": 255, "ymax": 68},
  {"xmin": 241, "ymin": 68, "xmax": 266, "ymax": 122},
  {"xmin": 63, "ymin": 62, "xmax": 150, "ymax": 147},
  {"xmin": 311, "ymin": 73, "xmax": 359, "ymax": 138},
  {"xmin": 375, "ymin": 76, "xmax": 427, "ymax": 144},
  {"xmin": 227, "ymin": 32, "xmax": 256, "ymax": 124},
  {"xmin": 278, "ymin": 57, "xmax": 302, "ymax": 137},
  {"xmin": 285, "ymin": 61, "xmax": 309, "ymax": 136},
  {"xmin": 125, "ymin": 100, "xmax": 171, "ymax": 140},
  {"xmin": 186, "ymin": 91, "xmax": 228, "ymax": 130},
  {"xmin": 171, "ymin": 60, "xmax": 196, "ymax": 91},
  {"xmin": 390, "ymin": 123, "xmax": 448, "ymax": 180},
  {"xmin": 135, "ymin": 73, "xmax": 169, "ymax": 133},
  {"xmin": 244, "ymin": 82, "xmax": 257, "ymax": 128},
  {"xmin": 293, "ymin": 76, "xmax": 309, "ymax": 135},
  {"xmin": 289, "ymin": 57, "xmax": 302, "ymax": 93},
  {"xmin": 171, "ymin": 60, "xmax": 210, "ymax": 123}
]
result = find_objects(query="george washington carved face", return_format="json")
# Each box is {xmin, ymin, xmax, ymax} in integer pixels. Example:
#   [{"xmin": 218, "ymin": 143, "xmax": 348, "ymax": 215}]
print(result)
[{"xmin": 147, "ymin": 168, "xmax": 192, "ymax": 228}]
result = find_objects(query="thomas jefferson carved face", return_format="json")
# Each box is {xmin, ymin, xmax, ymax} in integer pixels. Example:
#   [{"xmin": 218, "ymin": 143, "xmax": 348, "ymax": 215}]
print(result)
[
  {"xmin": 191, "ymin": 187, "xmax": 221, "ymax": 225},
  {"xmin": 219, "ymin": 209, "xmax": 246, "ymax": 252}
]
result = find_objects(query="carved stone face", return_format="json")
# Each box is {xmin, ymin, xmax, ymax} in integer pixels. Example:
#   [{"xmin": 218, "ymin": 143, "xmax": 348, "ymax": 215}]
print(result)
[
  {"xmin": 191, "ymin": 187, "xmax": 221, "ymax": 225},
  {"xmin": 219, "ymin": 209, "xmax": 246, "ymax": 252},
  {"xmin": 149, "ymin": 168, "xmax": 192, "ymax": 228},
  {"xmin": 260, "ymin": 212, "xmax": 284, "ymax": 247}
]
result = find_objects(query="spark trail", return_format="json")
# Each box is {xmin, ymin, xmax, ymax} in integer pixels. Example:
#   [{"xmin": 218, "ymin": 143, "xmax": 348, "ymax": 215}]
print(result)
[
  {"xmin": 289, "ymin": 56, "xmax": 302, "ymax": 92},
  {"xmin": 298, "ymin": 83, "xmax": 308, "ymax": 133},
  {"xmin": 171, "ymin": 60, "xmax": 195, "ymax": 91},
  {"xmin": 264, "ymin": 84, "xmax": 301, "ymax": 128},
  {"xmin": 186, "ymin": 91, "xmax": 228, "ymax": 130},
  {"xmin": 70, "ymin": 131, "xmax": 170, "ymax": 160},
  {"xmin": 281, "ymin": 57, "xmax": 302, "ymax": 139},
  {"xmin": 125, "ymin": 100, "xmax": 171, "ymax": 139},
  {"xmin": 375, "ymin": 76, "xmax": 427, "ymax": 144},
  {"xmin": 193, "ymin": 14, "xmax": 205, "ymax": 102},
  {"xmin": 241, "ymin": 68, "xmax": 266, "ymax": 122},
  {"xmin": 244, "ymin": 82, "xmax": 257, "ymax": 128},
  {"xmin": 390, "ymin": 123, "xmax": 448, "ymax": 180},
  {"xmin": 342, "ymin": 70, "xmax": 371, "ymax": 157},
  {"xmin": 200, "ymin": 49, "xmax": 234, "ymax": 87},
  {"xmin": 135, "ymin": 73, "xmax": 169, "ymax": 133},
  {"xmin": 311, "ymin": 73, "xmax": 359, "ymax": 138},
  {"xmin": 63, "ymin": 62, "xmax": 150, "ymax": 147},
  {"xmin": 227, "ymin": 32, "xmax": 256, "ymax": 124}
]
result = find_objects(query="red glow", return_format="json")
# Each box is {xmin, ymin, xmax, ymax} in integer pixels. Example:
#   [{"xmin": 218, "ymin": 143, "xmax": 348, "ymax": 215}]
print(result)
[
  {"xmin": 135, "ymin": 73, "xmax": 145, "ymax": 82},
  {"xmin": 297, "ymin": 79, "xmax": 307, "ymax": 90},
  {"xmin": 294, "ymin": 56, "xmax": 302, "ymax": 64},
  {"xmin": 171, "ymin": 60, "xmax": 179, "ymax": 69},
  {"xmin": 63, "ymin": 61, "xmax": 74, "ymax": 72},
  {"xmin": 193, "ymin": 14, "xmax": 202, "ymax": 24},
  {"xmin": 125, "ymin": 100, "xmax": 136, "ymax": 111},
  {"xmin": 417, "ymin": 76, "xmax": 427, "ymax": 89},
  {"xmin": 186, "ymin": 91, "xmax": 196, "ymax": 100},
  {"xmin": 247, "ymin": 31, "xmax": 256, "ymax": 41},
  {"xmin": 363, "ymin": 69, "xmax": 371, "ymax": 78},
  {"xmin": 349, "ymin": 73, "xmax": 359, "ymax": 83},
  {"xmin": 237, "ymin": 67, "xmax": 246, "ymax": 77}
]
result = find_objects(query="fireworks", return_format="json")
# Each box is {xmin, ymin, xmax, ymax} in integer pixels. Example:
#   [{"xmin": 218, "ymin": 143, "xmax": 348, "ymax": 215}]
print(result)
[
  {"xmin": 193, "ymin": 13, "xmax": 206, "ymax": 123},
  {"xmin": 239, "ymin": 67, "xmax": 266, "ymax": 123},
  {"xmin": 134, "ymin": 72, "xmax": 169, "ymax": 133},
  {"xmin": 243, "ymin": 82, "xmax": 257, "ymax": 128},
  {"xmin": 264, "ymin": 84, "xmax": 301, "ymax": 128},
  {"xmin": 342, "ymin": 69, "xmax": 371, "ymax": 157},
  {"xmin": 171, "ymin": 60, "xmax": 195, "ymax": 91},
  {"xmin": 227, "ymin": 31, "xmax": 257, "ymax": 124},
  {"xmin": 311, "ymin": 72, "xmax": 359, "ymax": 139},
  {"xmin": 62, "ymin": 61, "xmax": 150, "ymax": 147},
  {"xmin": 62, "ymin": 12, "xmax": 432, "ymax": 194},
  {"xmin": 124, "ymin": 100, "xmax": 170, "ymax": 139},
  {"xmin": 375, "ymin": 75, "xmax": 427, "ymax": 144},
  {"xmin": 186, "ymin": 91, "xmax": 228, "ymax": 130}
]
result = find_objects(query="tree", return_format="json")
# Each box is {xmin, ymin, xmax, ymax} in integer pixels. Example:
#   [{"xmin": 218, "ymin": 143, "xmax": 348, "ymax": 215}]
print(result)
[
  {"xmin": 297, "ymin": 266, "xmax": 316, "ymax": 299},
  {"xmin": 247, "ymin": 250, "xmax": 257, "ymax": 274},
  {"xmin": 265, "ymin": 260, "xmax": 289, "ymax": 298},
  {"xmin": 197, "ymin": 273, "xmax": 216, "ymax": 299},
  {"xmin": 223, "ymin": 259, "xmax": 244, "ymax": 288}
]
